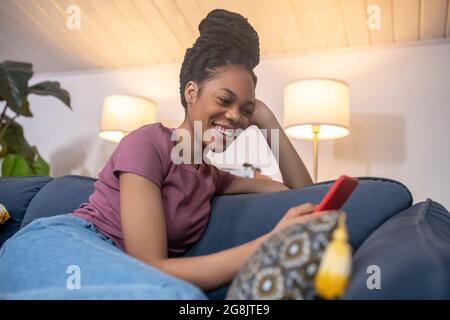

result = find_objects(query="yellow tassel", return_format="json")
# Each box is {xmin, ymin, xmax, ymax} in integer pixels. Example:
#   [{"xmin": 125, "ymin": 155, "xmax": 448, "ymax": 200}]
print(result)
[
  {"xmin": 0, "ymin": 203, "xmax": 11, "ymax": 224},
  {"xmin": 315, "ymin": 213, "xmax": 352, "ymax": 299}
]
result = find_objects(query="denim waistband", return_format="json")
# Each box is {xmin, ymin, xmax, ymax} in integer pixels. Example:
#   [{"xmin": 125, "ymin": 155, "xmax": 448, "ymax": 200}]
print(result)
[{"xmin": 35, "ymin": 214, "xmax": 116, "ymax": 246}]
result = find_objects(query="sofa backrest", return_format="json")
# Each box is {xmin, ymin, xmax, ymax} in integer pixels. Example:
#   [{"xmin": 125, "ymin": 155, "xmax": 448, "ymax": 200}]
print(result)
[
  {"xmin": 1, "ymin": 174, "xmax": 416, "ymax": 301},
  {"xmin": 0, "ymin": 176, "xmax": 53, "ymax": 246},
  {"xmin": 1, "ymin": 175, "xmax": 414, "ymax": 256},
  {"xmin": 20, "ymin": 175, "xmax": 96, "ymax": 228},
  {"xmin": 0, "ymin": 175, "xmax": 95, "ymax": 246}
]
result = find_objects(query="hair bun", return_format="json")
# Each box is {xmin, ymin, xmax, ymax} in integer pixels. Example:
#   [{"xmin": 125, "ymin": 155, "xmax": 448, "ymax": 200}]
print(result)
[{"xmin": 198, "ymin": 9, "xmax": 260, "ymax": 68}]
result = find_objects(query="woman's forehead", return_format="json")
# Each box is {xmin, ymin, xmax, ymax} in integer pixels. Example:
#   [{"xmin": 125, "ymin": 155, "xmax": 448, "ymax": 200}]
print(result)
[{"xmin": 207, "ymin": 67, "xmax": 255, "ymax": 96}]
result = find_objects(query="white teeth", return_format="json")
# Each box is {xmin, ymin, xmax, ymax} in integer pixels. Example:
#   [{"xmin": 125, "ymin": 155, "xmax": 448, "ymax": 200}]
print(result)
[{"xmin": 214, "ymin": 125, "xmax": 233, "ymax": 137}]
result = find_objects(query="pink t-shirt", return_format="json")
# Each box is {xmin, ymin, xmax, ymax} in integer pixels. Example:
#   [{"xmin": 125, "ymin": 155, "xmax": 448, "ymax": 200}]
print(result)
[{"xmin": 72, "ymin": 122, "xmax": 236, "ymax": 257}]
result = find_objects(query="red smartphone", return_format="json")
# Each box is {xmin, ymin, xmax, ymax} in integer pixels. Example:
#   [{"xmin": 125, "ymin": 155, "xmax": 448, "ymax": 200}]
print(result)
[{"xmin": 314, "ymin": 175, "xmax": 359, "ymax": 212}]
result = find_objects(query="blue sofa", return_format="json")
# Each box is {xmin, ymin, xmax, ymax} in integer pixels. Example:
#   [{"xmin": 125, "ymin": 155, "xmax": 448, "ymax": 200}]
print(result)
[{"xmin": 1, "ymin": 175, "xmax": 449, "ymax": 299}]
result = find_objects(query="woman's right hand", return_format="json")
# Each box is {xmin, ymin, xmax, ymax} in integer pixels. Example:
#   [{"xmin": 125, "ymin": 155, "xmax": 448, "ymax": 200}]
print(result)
[{"xmin": 269, "ymin": 202, "xmax": 319, "ymax": 236}]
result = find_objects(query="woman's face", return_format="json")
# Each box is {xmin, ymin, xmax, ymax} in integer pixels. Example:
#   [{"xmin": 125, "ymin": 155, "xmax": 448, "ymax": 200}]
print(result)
[{"xmin": 184, "ymin": 65, "xmax": 256, "ymax": 152}]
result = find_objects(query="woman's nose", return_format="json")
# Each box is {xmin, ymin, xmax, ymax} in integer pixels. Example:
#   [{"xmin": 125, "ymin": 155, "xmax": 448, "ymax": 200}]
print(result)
[{"xmin": 224, "ymin": 106, "xmax": 240, "ymax": 123}]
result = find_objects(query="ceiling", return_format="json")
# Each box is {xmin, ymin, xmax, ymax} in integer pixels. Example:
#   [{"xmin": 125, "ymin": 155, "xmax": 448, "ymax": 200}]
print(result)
[{"xmin": 1, "ymin": 0, "xmax": 449, "ymax": 73}]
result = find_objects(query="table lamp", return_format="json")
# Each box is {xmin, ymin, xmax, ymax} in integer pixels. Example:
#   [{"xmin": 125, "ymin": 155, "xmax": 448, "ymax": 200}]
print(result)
[
  {"xmin": 284, "ymin": 79, "xmax": 350, "ymax": 182},
  {"xmin": 99, "ymin": 95, "xmax": 157, "ymax": 143}
]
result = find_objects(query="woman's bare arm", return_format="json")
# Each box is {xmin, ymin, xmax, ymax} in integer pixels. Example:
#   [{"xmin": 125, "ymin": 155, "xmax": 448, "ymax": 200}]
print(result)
[
  {"xmin": 222, "ymin": 175, "xmax": 288, "ymax": 195},
  {"xmin": 221, "ymin": 107, "xmax": 315, "ymax": 195},
  {"xmin": 261, "ymin": 117, "xmax": 313, "ymax": 189},
  {"xmin": 119, "ymin": 172, "xmax": 271, "ymax": 292},
  {"xmin": 159, "ymin": 234, "xmax": 270, "ymax": 291},
  {"xmin": 220, "ymin": 110, "xmax": 314, "ymax": 194},
  {"xmin": 250, "ymin": 99, "xmax": 313, "ymax": 189}
]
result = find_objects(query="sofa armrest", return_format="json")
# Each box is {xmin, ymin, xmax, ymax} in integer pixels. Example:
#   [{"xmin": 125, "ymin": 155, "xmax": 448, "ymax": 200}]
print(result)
[
  {"xmin": 343, "ymin": 199, "xmax": 450, "ymax": 299},
  {"xmin": 0, "ymin": 176, "xmax": 53, "ymax": 247}
]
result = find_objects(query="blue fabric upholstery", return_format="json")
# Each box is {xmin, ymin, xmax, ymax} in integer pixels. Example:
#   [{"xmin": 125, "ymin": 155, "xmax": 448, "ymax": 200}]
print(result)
[
  {"xmin": 21, "ymin": 175, "xmax": 96, "ymax": 228},
  {"xmin": 0, "ymin": 175, "xmax": 426, "ymax": 300},
  {"xmin": 186, "ymin": 177, "xmax": 412, "ymax": 255},
  {"xmin": 343, "ymin": 199, "xmax": 450, "ymax": 299},
  {"xmin": 0, "ymin": 176, "xmax": 53, "ymax": 246},
  {"xmin": 183, "ymin": 177, "xmax": 413, "ymax": 299}
]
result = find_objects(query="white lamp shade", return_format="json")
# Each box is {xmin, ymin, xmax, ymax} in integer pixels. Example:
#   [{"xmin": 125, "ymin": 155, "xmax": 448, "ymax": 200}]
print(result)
[
  {"xmin": 284, "ymin": 79, "xmax": 350, "ymax": 140},
  {"xmin": 99, "ymin": 95, "xmax": 157, "ymax": 143}
]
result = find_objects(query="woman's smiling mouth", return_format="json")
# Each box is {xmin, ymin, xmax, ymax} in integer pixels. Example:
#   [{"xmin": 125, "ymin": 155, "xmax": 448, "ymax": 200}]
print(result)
[{"xmin": 214, "ymin": 124, "xmax": 234, "ymax": 137}]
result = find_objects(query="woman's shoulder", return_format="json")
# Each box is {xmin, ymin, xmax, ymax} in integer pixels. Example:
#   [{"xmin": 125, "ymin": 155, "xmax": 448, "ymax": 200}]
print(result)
[
  {"xmin": 122, "ymin": 122, "xmax": 173, "ymax": 145},
  {"xmin": 128, "ymin": 122, "xmax": 173, "ymax": 137},
  {"xmin": 115, "ymin": 122, "xmax": 175, "ymax": 160},
  {"xmin": 110, "ymin": 122, "xmax": 175, "ymax": 178}
]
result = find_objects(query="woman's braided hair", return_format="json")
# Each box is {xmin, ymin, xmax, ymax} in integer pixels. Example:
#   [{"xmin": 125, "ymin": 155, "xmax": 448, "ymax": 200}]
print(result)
[{"xmin": 179, "ymin": 9, "xmax": 260, "ymax": 110}]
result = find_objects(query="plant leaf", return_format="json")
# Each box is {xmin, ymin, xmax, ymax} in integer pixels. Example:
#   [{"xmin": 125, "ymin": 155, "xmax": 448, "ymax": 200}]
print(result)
[
  {"xmin": 30, "ymin": 146, "xmax": 50, "ymax": 176},
  {"xmin": 0, "ymin": 116, "xmax": 34, "ymax": 162},
  {"xmin": 0, "ymin": 61, "xmax": 33, "ymax": 116},
  {"xmin": 28, "ymin": 81, "xmax": 72, "ymax": 109},
  {"xmin": 1, "ymin": 153, "xmax": 33, "ymax": 176}
]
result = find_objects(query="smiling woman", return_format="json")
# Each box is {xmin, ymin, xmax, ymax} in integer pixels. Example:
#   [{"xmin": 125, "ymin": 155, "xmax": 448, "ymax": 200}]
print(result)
[
  {"xmin": 0, "ymin": 8, "xmax": 313, "ymax": 300},
  {"xmin": 177, "ymin": 8, "xmax": 259, "ymax": 159}
]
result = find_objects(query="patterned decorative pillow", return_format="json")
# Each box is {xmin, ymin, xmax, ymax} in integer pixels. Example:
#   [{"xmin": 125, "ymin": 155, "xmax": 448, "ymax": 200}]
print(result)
[
  {"xmin": 0, "ymin": 203, "xmax": 11, "ymax": 225},
  {"xmin": 226, "ymin": 210, "xmax": 342, "ymax": 300}
]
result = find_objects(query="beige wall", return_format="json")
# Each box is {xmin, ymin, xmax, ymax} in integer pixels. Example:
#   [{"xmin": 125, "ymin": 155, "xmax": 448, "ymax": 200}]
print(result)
[{"xmin": 16, "ymin": 42, "xmax": 450, "ymax": 208}]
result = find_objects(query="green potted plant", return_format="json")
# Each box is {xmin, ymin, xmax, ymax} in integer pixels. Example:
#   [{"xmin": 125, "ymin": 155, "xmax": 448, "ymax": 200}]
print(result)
[{"xmin": 0, "ymin": 60, "xmax": 72, "ymax": 176}]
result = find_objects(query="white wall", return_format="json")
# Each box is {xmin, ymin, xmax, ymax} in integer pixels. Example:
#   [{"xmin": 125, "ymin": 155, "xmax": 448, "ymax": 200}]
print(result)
[{"xmin": 15, "ymin": 42, "xmax": 450, "ymax": 208}]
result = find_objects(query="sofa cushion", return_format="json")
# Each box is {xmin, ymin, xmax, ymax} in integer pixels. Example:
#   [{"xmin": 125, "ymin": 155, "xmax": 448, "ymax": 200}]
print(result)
[
  {"xmin": 0, "ymin": 176, "xmax": 53, "ymax": 247},
  {"xmin": 343, "ymin": 199, "xmax": 450, "ymax": 299},
  {"xmin": 21, "ymin": 175, "xmax": 96, "ymax": 228},
  {"xmin": 184, "ymin": 177, "xmax": 413, "ymax": 300}
]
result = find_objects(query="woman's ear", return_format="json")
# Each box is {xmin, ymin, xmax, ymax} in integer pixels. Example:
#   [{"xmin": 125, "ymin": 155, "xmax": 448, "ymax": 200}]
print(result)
[{"xmin": 184, "ymin": 81, "xmax": 198, "ymax": 105}]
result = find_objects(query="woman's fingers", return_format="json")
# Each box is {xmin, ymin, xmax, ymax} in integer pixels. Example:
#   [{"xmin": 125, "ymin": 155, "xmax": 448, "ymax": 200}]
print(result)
[
  {"xmin": 291, "ymin": 211, "xmax": 322, "ymax": 224},
  {"xmin": 287, "ymin": 202, "xmax": 316, "ymax": 217},
  {"xmin": 274, "ymin": 203, "xmax": 320, "ymax": 235}
]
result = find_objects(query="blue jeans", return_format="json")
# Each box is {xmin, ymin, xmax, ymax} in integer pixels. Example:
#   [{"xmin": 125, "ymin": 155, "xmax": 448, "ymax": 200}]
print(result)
[{"xmin": 0, "ymin": 214, "xmax": 208, "ymax": 300}]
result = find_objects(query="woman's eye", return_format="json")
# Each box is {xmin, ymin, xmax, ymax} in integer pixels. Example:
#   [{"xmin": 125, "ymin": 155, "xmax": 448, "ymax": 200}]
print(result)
[{"xmin": 218, "ymin": 98, "xmax": 231, "ymax": 105}]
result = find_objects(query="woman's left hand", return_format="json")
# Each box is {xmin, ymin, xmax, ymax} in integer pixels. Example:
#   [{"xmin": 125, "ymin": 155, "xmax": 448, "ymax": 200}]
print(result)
[{"xmin": 249, "ymin": 99, "xmax": 278, "ymax": 129}]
